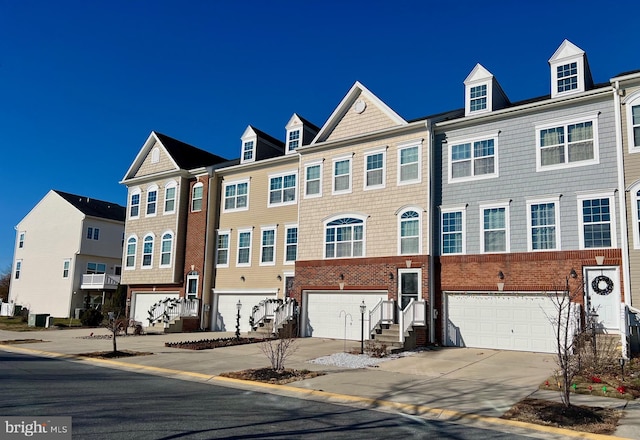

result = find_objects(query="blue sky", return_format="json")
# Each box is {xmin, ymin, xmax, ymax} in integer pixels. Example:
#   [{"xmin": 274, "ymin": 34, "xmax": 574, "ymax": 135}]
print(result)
[{"xmin": 1, "ymin": 0, "xmax": 639, "ymax": 271}]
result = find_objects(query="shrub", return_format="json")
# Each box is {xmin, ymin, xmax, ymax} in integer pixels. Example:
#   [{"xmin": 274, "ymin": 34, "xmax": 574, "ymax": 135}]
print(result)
[{"xmin": 80, "ymin": 309, "xmax": 103, "ymax": 327}]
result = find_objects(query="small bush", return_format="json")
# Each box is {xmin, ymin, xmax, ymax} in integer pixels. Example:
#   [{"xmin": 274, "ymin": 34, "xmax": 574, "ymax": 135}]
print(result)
[
  {"xmin": 364, "ymin": 340, "xmax": 388, "ymax": 358},
  {"xmin": 80, "ymin": 309, "xmax": 103, "ymax": 327}
]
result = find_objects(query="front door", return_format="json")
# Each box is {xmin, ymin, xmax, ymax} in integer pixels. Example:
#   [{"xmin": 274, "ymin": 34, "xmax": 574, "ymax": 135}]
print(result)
[
  {"xmin": 584, "ymin": 266, "xmax": 620, "ymax": 333},
  {"xmin": 399, "ymin": 269, "xmax": 421, "ymax": 310}
]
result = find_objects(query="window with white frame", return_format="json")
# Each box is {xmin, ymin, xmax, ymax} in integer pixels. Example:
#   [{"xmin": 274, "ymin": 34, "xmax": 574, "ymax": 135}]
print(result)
[
  {"xmin": 626, "ymin": 92, "xmax": 640, "ymax": 151},
  {"xmin": 449, "ymin": 133, "xmax": 497, "ymax": 181},
  {"xmin": 129, "ymin": 190, "xmax": 141, "ymax": 219},
  {"xmin": 186, "ymin": 271, "xmax": 198, "ymax": 299},
  {"xmin": 305, "ymin": 163, "xmax": 322, "ymax": 197},
  {"xmin": 536, "ymin": 113, "xmax": 599, "ymax": 170},
  {"xmin": 224, "ymin": 180, "xmax": 249, "ymax": 211},
  {"xmin": 87, "ymin": 262, "xmax": 106, "ymax": 274},
  {"xmin": 527, "ymin": 197, "xmax": 560, "ymax": 251},
  {"xmin": 237, "ymin": 229, "xmax": 252, "ymax": 266},
  {"xmin": 125, "ymin": 236, "xmax": 137, "ymax": 269},
  {"xmin": 62, "ymin": 259, "xmax": 70, "ymax": 278},
  {"xmin": 151, "ymin": 147, "xmax": 160, "ymax": 163},
  {"xmin": 325, "ymin": 216, "xmax": 364, "ymax": 259},
  {"xmin": 398, "ymin": 143, "xmax": 420, "ymax": 184},
  {"xmin": 164, "ymin": 182, "xmax": 177, "ymax": 214},
  {"xmin": 480, "ymin": 202, "xmax": 509, "ymax": 253},
  {"xmin": 87, "ymin": 227, "xmax": 100, "ymax": 240},
  {"xmin": 191, "ymin": 183, "xmax": 203, "ymax": 212},
  {"xmin": 364, "ymin": 150, "xmax": 385, "ymax": 189},
  {"xmin": 469, "ymin": 84, "xmax": 487, "ymax": 112},
  {"xmin": 399, "ymin": 208, "xmax": 421, "ymax": 255},
  {"xmin": 216, "ymin": 231, "xmax": 230, "ymax": 267},
  {"xmin": 18, "ymin": 232, "xmax": 25, "ymax": 248},
  {"xmin": 332, "ymin": 157, "xmax": 351, "ymax": 194},
  {"xmin": 441, "ymin": 208, "xmax": 465, "ymax": 255},
  {"xmin": 557, "ymin": 62, "xmax": 578, "ymax": 93},
  {"xmin": 146, "ymin": 186, "xmax": 158, "ymax": 216},
  {"xmin": 287, "ymin": 129, "xmax": 300, "ymax": 152},
  {"xmin": 269, "ymin": 173, "xmax": 297, "ymax": 206},
  {"xmin": 284, "ymin": 225, "xmax": 298, "ymax": 263},
  {"xmin": 142, "ymin": 234, "xmax": 154, "ymax": 268},
  {"xmin": 160, "ymin": 232, "xmax": 173, "ymax": 267},
  {"xmin": 243, "ymin": 140, "xmax": 254, "ymax": 162},
  {"xmin": 260, "ymin": 227, "xmax": 276, "ymax": 265},
  {"xmin": 14, "ymin": 260, "xmax": 21, "ymax": 279},
  {"xmin": 578, "ymin": 194, "xmax": 614, "ymax": 249}
]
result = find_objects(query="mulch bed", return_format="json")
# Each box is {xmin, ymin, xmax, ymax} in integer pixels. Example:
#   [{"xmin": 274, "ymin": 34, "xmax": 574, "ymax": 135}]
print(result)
[
  {"xmin": 78, "ymin": 350, "xmax": 153, "ymax": 359},
  {"xmin": 502, "ymin": 398, "xmax": 622, "ymax": 434},
  {"xmin": 165, "ymin": 337, "xmax": 268, "ymax": 350},
  {"xmin": 220, "ymin": 368, "xmax": 325, "ymax": 384}
]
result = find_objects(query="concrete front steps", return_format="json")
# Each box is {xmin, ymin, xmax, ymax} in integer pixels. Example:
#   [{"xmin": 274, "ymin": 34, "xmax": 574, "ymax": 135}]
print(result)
[
  {"xmin": 248, "ymin": 318, "xmax": 297, "ymax": 339},
  {"xmin": 146, "ymin": 316, "xmax": 199, "ymax": 334}
]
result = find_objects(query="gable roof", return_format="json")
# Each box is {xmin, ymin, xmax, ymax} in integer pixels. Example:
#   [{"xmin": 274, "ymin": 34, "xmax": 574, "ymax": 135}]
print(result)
[
  {"xmin": 153, "ymin": 132, "xmax": 228, "ymax": 169},
  {"xmin": 54, "ymin": 190, "xmax": 126, "ymax": 222}
]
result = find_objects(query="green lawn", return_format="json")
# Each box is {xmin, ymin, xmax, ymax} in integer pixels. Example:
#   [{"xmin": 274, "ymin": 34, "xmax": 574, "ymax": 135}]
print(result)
[{"xmin": 0, "ymin": 316, "xmax": 82, "ymax": 331}]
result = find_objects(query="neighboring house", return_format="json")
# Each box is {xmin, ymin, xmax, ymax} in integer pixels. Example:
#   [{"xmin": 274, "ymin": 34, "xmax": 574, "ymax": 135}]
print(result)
[
  {"xmin": 120, "ymin": 131, "xmax": 233, "ymax": 330},
  {"xmin": 211, "ymin": 116, "xmax": 318, "ymax": 333},
  {"xmin": 433, "ymin": 40, "xmax": 624, "ymax": 354},
  {"xmin": 292, "ymin": 81, "xmax": 442, "ymax": 346},
  {"xmin": 611, "ymin": 69, "xmax": 640, "ymax": 352},
  {"xmin": 8, "ymin": 190, "xmax": 125, "ymax": 318}
]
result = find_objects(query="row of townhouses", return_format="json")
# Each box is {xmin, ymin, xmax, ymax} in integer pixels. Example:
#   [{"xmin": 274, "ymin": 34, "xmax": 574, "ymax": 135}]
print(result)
[{"xmin": 9, "ymin": 40, "xmax": 640, "ymax": 356}]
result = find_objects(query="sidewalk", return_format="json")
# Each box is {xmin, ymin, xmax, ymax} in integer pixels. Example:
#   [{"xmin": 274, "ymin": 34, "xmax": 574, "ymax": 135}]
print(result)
[{"xmin": 1, "ymin": 327, "xmax": 638, "ymax": 439}]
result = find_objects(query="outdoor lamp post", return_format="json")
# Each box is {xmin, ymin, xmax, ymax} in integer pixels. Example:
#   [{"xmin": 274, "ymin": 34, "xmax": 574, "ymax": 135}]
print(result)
[
  {"xmin": 619, "ymin": 358, "xmax": 626, "ymax": 379},
  {"xmin": 588, "ymin": 307, "xmax": 599, "ymax": 354},
  {"xmin": 360, "ymin": 301, "xmax": 366, "ymax": 354},
  {"xmin": 236, "ymin": 300, "xmax": 242, "ymax": 340}
]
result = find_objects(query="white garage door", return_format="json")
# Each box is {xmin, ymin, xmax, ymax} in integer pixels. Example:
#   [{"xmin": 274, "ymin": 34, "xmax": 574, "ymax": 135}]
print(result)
[
  {"xmin": 214, "ymin": 293, "xmax": 277, "ymax": 333},
  {"xmin": 303, "ymin": 291, "xmax": 388, "ymax": 340},
  {"xmin": 132, "ymin": 292, "xmax": 179, "ymax": 326},
  {"xmin": 446, "ymin": 294, "xmax": 558, "ymax": 353}
]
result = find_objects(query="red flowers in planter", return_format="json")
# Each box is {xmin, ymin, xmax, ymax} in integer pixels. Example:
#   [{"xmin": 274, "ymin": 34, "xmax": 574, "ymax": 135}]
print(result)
[
  {"xmin": 617, "ymin": 386, "xmax": 626, "ymax": 394},
  {"xmin": 591, "ymin": 376, "xmax": 602, "ymax": 383}
]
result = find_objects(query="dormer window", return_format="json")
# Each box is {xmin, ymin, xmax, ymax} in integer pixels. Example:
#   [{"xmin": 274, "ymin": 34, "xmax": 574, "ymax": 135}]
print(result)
[
  {"xmin": 464, "ymin": 64, "xmax": 508, "ymax": 117},
  {"xmin": 287, "ymin": 129, "xmax": 300, "ymax": 152},
  {"xmin": 557, "ymin": 62, "xmax": 578, "ymax": 93},
  {"xmin": 470, "ymin": 84, "xmax": 487, "ymax": 112},
  {"xmin": 549, "ymin": 40, "xmax": 591, "ymax": 99},
  {"xmin": 243, "ymin": 141, "xmax": 254, "ymax": 162}
]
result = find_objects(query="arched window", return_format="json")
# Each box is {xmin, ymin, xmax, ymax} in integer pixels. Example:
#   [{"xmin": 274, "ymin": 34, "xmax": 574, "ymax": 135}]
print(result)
[
  {"xmin": 142, "ymin": 234, "xmax": 154, "ymax": 268},
  {"xmin": 160, "ymin": 232, "xmax": 173, "ymax": 267},
  {"xmin": 626, "ymin": 90, "xmax": 640, "ymax": 151},
  {"xmin": 146, "ymin": 184, "xmax": 158, "ymax": 216},
  {"xmin": 125, "ymin": 236, "xmax": 137, "ymax": 268},
  {"xmin": 164, "ymin": 181, "xmax": 177, "ymax": 214},
  {"xmin": 325, "ymin": 216, "xmax": 365, "ymax": 259},
  {"xmin": 151, "ymin": 147, "xmax": 160, "ymax": 163},
  {"xmin": 129, "ymin": 188, "xmax": 141, "ymax": 219},
  {"xmin": 399, "ymin": 209, "xmax": 421, "ymax": 255},
  {"xmin": 191, "ymin": 182, "xmax": 203, "ymax": 212}
]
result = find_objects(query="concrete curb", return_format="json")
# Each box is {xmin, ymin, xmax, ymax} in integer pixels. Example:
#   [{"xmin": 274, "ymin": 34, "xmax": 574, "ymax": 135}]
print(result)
[{"xmin": 1, "ymin": 344, "xmax": 631, "ymax": 440}]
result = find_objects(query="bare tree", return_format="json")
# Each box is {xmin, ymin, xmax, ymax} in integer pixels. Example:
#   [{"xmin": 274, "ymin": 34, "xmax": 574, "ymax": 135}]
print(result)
[
  {"xmin": 104, "ymin": 312, "xmax": 127, "ymax": 354},
  {"xmin": 259, "ymin": 328, "xmax": 298, "ymax": 371},
  {"xmin": 548, "ymin": 271, "xmax": 582, "ymax": 407},
  {"xmin": 0, "ymin": 265, "xmax": 11, "ymax": 303}
]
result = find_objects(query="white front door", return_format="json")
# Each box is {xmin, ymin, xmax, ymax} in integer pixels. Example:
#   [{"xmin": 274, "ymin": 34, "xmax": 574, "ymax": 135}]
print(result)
[{"xmin": 584, "ymin": 267, "xmax": 620, "ymax": 333}]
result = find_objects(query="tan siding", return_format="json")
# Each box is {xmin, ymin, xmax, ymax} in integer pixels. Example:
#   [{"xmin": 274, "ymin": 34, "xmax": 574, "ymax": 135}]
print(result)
[
  {"xmin": 299, "ymin": 128, "xmax": 429, "ymax": 260},
  {"xmin": 134, "ymin": 142, "xmax": 177, "ymax": 178},
  {"xmin": 623, "ymin": 84, "xmax": 640, "ymax": 306},
  {"xmin": 326, "ymin": 95, "xmax": 403, "ymax": 142}
]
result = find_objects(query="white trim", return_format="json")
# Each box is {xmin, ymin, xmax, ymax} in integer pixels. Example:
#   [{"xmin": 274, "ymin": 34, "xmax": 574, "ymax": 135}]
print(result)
[
  {"xmin": 222, "ymin": 179, "xmax": 250, "ymax": 213},
  {"xmin": 397, "ymin": 142, "xmax": 422, "ymax": 186},
  {"xmin": 129, "ymin": 187, "xmax": 141, "ymax": 219},
  {"xmin": 304, "ymin": 161, "xmax": 323, "ymax": 199},
  {"xmin": 241, "ymin": 137, "xmax": 256, "ymax": 164},
  {"xmin": 283, "ymin": 224, "xmax": 298, "ymax": 265},
  {"xmin": 236, "ymin": 228, "xmax": 252, "ymax": 267},
  {"xmin": 397, "ymin": 206, "xmax": 423, "ymax": 255},
  {"xmin": 191, "ymin": 182, "xmax": 204, "ymax": 212},
  {"xmin": 286, "ymin": 125, "xmax": 302, "ymax": 153},
  {"xmin": 141, "ymin": 233, "xmax": 155, "ymax": 269},
  {"xmin": 465, "ymin": 80, "xmax": 491, "ymax": 116},
  {"xmin": 398, "ymin": 268, "xmax": 423, "ymax": 306},
  {"xmin": 535, "ymin": 112, "xmax": 600, "ymax": 172},
  {"xmin": 212, "ymin": 288, "xmax": 279, "ymax": 295},
  {"xmin": 576, "ymin": 192, "xmax": 617, "ymax": 250},
  {"xmin": 215, "ymin": 229, "xmax": 231, "ymax": 268},
  {"xmin": 332, "ymin": 155, "xmax": 352, "ymax": 195},
  {"xmin": 125, "ymin": 235, "xmax": 137, "ymax": 270},
  {"xmin": 624, "ymin": 90, "xmax": 640, "ymax": 153},
  {"xmin": 259, "ymin": 226, "xmax": 277, "ymax": 266},
  {"xmin": 145, "ymin": 184, "xmax": 158, "ymax": 217},
  {"xmin": 159, "ymin": 230, "xmax": 174, "ymax": 268},
  {"xmin": 526, "ymin": 196, "xmax": 561, "ymax": 252},
  {"xmin": 267, "ymin": 171, "xmax": 298, "ymax": 207},
  {"xmin": 447, "ymin": 131, "xmax": 499, "ymax": 183},
  {"xmin": 441, "ymin": 206, "xmax": 466, "ymax": 255},
  {"xmin": 323, "ymin": 213, "xmax": 367, "ymax": 259},
  {"xmin": 186, "ymin": 271, "xmax": 199, "ymax": 299},
  {"xmin": 363, "ymin": 147, "xmax": 386, "ymax": 191},
  {"xmin": 163, "ymin": 180, "xmax": 178, "ymax": 215},
  {"xmin": 549, "ymin": 41, "xmax": 586, "ymax": 99},
  {"xmin": 479, "ymin": 201, "xmax": 511, "ymax": 254}
]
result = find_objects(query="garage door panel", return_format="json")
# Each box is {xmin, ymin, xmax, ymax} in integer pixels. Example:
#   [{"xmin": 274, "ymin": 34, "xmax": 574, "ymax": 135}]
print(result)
[
  {"xmin": 304, "ymin": 292, "xmax": 387, "ymax": 340},
  {"xmin": 132, "ymin": 292, "xmax": 179, "ymax": 326},
  {"xmin": 447, "ymin": 294, "xmax": 557, "ymax": 353},
  {"xmin": 215, "ymin": 294, "xmax": 276, "ymax": 333}
]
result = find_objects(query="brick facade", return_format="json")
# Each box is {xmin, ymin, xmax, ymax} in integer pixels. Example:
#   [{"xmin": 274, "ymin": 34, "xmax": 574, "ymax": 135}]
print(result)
[{"xmin": 183, "ymin": 175, "xmax": 209, "ymax": 300}]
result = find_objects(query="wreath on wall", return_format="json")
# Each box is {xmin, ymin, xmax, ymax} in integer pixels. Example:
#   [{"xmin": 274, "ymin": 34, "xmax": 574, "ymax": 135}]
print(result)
[{"xmin": 591, "ymin": 275, "xmax": 614, "ymax": 296}]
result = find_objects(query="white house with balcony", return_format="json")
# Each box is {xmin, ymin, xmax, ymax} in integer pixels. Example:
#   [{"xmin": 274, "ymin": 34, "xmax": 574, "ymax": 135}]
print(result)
[{"xmin": 7, "ymin": 190, "xmax": 126, "ymax": 318}]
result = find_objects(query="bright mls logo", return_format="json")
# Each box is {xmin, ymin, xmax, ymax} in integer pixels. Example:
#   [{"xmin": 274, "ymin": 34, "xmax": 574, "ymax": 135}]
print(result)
[{"xmin": 1, "ymin": 417, "xmax": 71, "ymax": 439}]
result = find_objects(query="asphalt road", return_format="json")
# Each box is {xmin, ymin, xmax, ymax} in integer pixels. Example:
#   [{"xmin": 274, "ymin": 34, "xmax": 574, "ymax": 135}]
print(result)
[{"xmin": 0, "ymin": 351, "xmax": 537, "ymax": 439}]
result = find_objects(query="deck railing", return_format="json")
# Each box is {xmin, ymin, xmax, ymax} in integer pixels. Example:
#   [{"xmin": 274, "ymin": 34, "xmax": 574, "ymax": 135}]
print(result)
[
  {"xmin": 399, "ymin": 299, "xmax": 427, "ymax": 343},
  {"xmin": 147, "ymin": 298, "xmax": 199, "ymax": 327},
  {"xmin": 368, "ymin": 299, "xmax": 395, "ymax": 335}
]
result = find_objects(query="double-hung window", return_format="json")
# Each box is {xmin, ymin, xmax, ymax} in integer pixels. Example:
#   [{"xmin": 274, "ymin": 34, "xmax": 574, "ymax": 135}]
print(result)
[
  {"xmin": 216, "ymin": 231, "xmax": 230, "ymax": 267},
  {"xmin": 126, "ymin": 236, "xmax": 137, "ymax": 269},
  {"xmin": 18, "ymin": 232, "xmax": 25, "ymax": 248},
  {"xmin": 470, "ymin": 84, "xmax": 487, "ymax": 112},
  {"xmin": 14, "ymin": 261, "xmax": 21, "ymax": 279},
  {"xmin": 325, "ymin": 216, "xmax": 364, "ymax": 259},
  {"xmin": 142, "ymin": 234, "xmax": 154, "ymax": 268},
  {"xmin": 332, "ymin": 157, "xmax": 352, "ymax": 194},
  {"xmin": 160, "ymin": 232, "xmax": 173, "ymax": 267},
  {"xmin": 224, "ymin": 180, "xmax": 249, "ymax": 212},
  {"xmin": 536, "ymin": 113, "xmax": 599, "ymax": 170},
  {"xmin": 191, "ymin": 183, "xmax": 203, "ymax": 212},
  {"xmin": 626, "ymin": 92, "xmax": 640, "ymax": 151},
  {"xmin": 269, "ymin": 172, "xmax": 297, "ymax": 206},
  {"xmin": 578, "ymin": 194, "xmax": 615, "ymax": 249},
  {"xmin": 62, "ymin": 259, "xmax": 70, "ymax": 278},
  {"xmin": 399, "ymin": 208, "xmax": 421, "ymax": 255},
  {"xmin": 305, "ymin": 163, "xmax": 322, "ymax": 197},
  {"xmin": 441, "ymin": 207, "xmax": 465, "ymax": 255},
  {"xmin": 449, "ymin": 133, "xmax": 498, "ymax": 182},
  {"xmin": 260, "ymin": 227, "xmax": 276, "ymax": 265},
  {"xmin": 243, "ymin": 141, "xmax": 254, "ymax": 162},
  {"xmin": 364, "ymin": 150, "xmax": 385, "ymax": 189},
  {"xmin": 129, "ymin": 190, "xmax": 141, "ymax": 218},
  {"xmin": 527, "ymin": 197, "xmax": 560, "ymax": 251},
  {"xmin": 237, "ymin": 229, "xmax": 252, "ymax": 266},
  {"xmin": 87, "ymin": 227, "xmax": 100, "ymax": 240},
  {"xmin": 398, "ymin": 142, "xmax": 420, "ymax": 184},
  {"xmin": 557, "ymin": 62, "xmax": 578, "ymax": 93},
  {"xmin": 480, "ymin": 202, "xmax": 510, "ymax": 253},
  {"xmin": 146, "ymin": 186, "xmax": 157, "ymax": 216},
  {"xmin": 287, "ymin": 129, "xmax": 300, "ymax": 152},
  {"xmin": 284, "ymin": 225, "xmax": 298, "ymax": 263},
  {"xmin": 164, "ymin": 182, "xmax": 177, "ymax": 214}
]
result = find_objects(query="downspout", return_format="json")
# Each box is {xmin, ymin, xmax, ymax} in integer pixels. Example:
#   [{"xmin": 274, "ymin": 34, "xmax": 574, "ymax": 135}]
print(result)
[
  {"xmin": 613, "ymin": 80, "xmax": 631, "ymax": 357},
  {"xmin": 425, "ymin": 120, "xmax": 436, "ymax": 344},
  {"xmin": 200, "ymin": 170, "xmax": 216, "ymax": 330}
]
